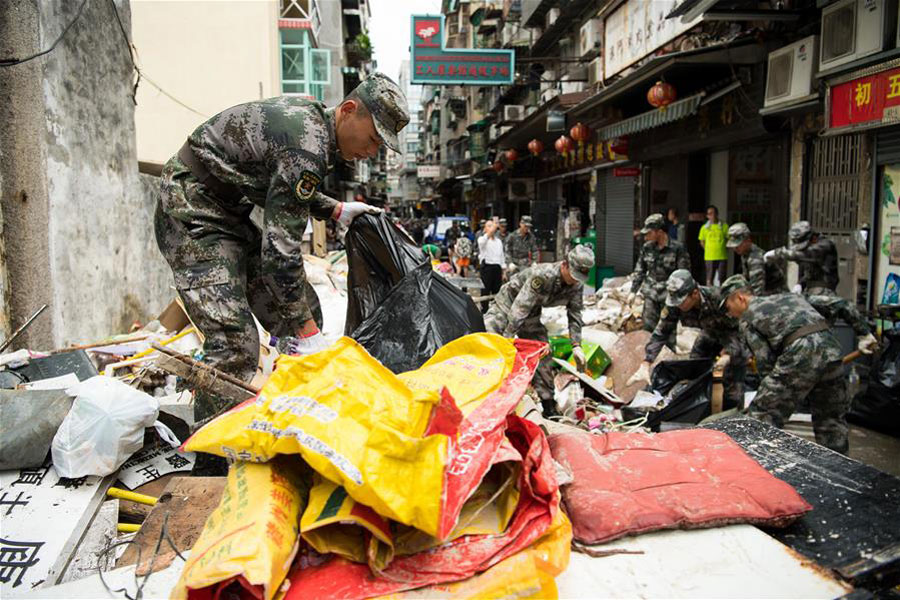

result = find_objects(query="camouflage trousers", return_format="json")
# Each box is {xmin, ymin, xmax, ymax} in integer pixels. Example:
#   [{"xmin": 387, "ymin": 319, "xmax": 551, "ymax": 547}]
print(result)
[
  {"xmin": 748, "ymin": 332, "xmax": 849, "ymax": 454},
  {"xmin": 484, "ymin": 307, "xmax": 555, "ymax": 415},
  {"xmin": 642, "ymin": 292, "xmax": 676, "ymax": 349},
  {"xmin": 690, "ymin": 331, "xmax": 748, "ymax": 410},
  {"xmin": 155, "ymin": 159, "xmax": 321, "ymax": 423}
]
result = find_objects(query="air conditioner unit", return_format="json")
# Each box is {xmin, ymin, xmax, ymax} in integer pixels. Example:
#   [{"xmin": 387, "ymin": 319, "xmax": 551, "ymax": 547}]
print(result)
[
  {"xmin": 819, "ymin": 0, "xmax": 897, "ymax": 71},
  {"xmin": 546, "ymin": 8, "xmax": 560, "ymax": 28},
  {"xmin": 764, "ymin": 35, "xmax": 819, "ymax": 108},
  {"xmin": 580, "ymin": 18, "xmax": 602, "ymax": 58},
  {"xmin": 503, "ymin": 105, "xmax": 525, "ymax": 122},
  {"xmin": 508, "ymin": 178, "xmax": 535, "ymax": 201},
  {"xmin": 588, "ymin": 56, "xmax": 603, "ymax": 87},
  {"xmin": 560, "ymin": 75, "xmax": 585, "ymax": 94}
]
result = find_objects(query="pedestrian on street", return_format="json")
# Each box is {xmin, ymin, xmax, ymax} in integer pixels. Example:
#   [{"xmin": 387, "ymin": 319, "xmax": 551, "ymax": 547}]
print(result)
[
  {"xmin": 155, "ymin": 72, "xmax": 408, "ymax": 424},
  {"xmin": 505, "ymin": 215, "xmax": 539, "ymax": 274},
  {"xmin": 766, "ymin": 220, "xmax": 840, "ymax": 295},
  {"xmin": 628, "ymin": 269, "xmax": 748, "ymax": 409},
  {"xmin": 445, "ymin": 221, "xmax": 461, "ymax": 269},
  {"xmin": 726, "ymin": 222, "xmax": 788, "ymax": 296},
  {"xmin": 629, "ymin": 213, "xmax": 691, "ymax": 340},
  {"xmin": 699, "ymin": 205, "xmax": 729, "ymax": 286},
  {"xmin": 666, "ymin": 207, "xmax": 685, "ymax": 244},
  {"xmin": 484, "ymin": 245, "xmax": 594, "ymax": 416},
  {"xmin": 478, "ymin": 220, "xmax": 505, "ymax": 310},
  {"xmin": 720, "ymin": 274, "xmax": 877, "ymax": 454},
  {"xmin": 454, "ymin": 227, "xmax": 473, "ymax": 277}
]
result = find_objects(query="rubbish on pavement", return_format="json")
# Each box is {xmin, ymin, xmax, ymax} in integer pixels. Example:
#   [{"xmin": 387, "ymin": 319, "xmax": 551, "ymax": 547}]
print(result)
[
  {"xmin": 115, "ymin": 443, "xmax": 195, "ymax": 490},
  {"xmin": 605, "ymin": 330, "xmax": 678, "ymax": 403},
  {"xmin": 0, "ymin": 389, "xmax": 73, "ymax": 470},
  {"xmin": 51, "ymin": 376, "xmax": 180, "ymax": 478},
  {"xmin": 344, "ymin": 213, "xmax": 484, "ymax": 372},
  {"xmin": 184, "ymin": 334, "xmax": 539, "ymax": 540},
  {"xmin": 11, "ymin": 349, "xmax": 98, "ymax": 385},
  {"xmin": 849, "ymin": 327, "xmax": 900, "ymax": 436},
  {"xmin": 548, "ymin": 428, "xmax": 812, "ymax": 545},
  {"xmin": 622, "ymin": 358, "xmax": 715, "ymax": 431},
  {"xmin": 170, "ymin": 460, "xmax": 307, "ymax": 600},
  {"xmin": 17, "ymin": 372, "xmax": 80, "ymax": 391}
]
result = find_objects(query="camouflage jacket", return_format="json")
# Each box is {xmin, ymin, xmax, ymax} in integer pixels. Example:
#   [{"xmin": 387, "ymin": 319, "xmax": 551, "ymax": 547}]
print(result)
[
  {"xmin": 773, "ymin": 236, "xmax": 839, "ymax": 292},
  {"xmin": 742, "ymin": 244, "xmax": 787, "ymax": 296},
  {"xmin": 806, "ymin": 293, "xmax": 871, "ymax": 337},
  {"xmin": 645, "ymin": 286, "xmax": 739, "ymax": 362},
  {"xmin": 494, "ymin": 262, "xmax": 584, "ymax": 343},
  {"xmin": 505, "ymin": 230, "xmax": 539, "ymax": 266},
  {"xmin": 739, "ymin": 293, "xmax": 844, "ymax": 374},
  {"xmin": 631, "ymin": 238, "xmax": 691, "ymax": 297},
  {"xmin": 163, "ymin": 96, "xmax": 339, "ymax": 324}
]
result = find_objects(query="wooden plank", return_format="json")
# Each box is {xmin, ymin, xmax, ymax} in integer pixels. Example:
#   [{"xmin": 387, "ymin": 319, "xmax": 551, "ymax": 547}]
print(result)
[
  {"xmin": 116, "ymin": 477, "xmax": 225, "ymax": 570},
  {"xmin": 704, "ymin": 417, "xmax": 900, "ymax": 589}
]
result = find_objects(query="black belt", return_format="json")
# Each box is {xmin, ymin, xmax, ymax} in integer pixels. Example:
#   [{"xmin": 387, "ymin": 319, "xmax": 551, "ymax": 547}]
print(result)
[
  {"xmin": 177, "ymin": 141, "xmax": 243, "ymax": 203},
  {"xmin": 782, "ymin": 321, "xmax": 830, "ymax": 350}
]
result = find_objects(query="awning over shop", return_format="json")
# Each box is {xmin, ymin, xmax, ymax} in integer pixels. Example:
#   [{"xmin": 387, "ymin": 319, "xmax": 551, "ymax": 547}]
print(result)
[{"xmin": 597, "ymin": 92, "xmax": 705, "ymax": 139}]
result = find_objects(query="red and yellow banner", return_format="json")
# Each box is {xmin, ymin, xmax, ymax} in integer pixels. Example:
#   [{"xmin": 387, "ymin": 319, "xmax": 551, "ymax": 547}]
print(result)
[{"xmin": 829, "ymin": 66, "xmax": 900, "ymax": 131}]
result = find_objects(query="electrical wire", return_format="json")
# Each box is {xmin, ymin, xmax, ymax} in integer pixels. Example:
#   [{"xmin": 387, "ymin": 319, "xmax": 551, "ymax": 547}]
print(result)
[{"xmin": 0, "ymin": 0, "xmax": 90, "ymax": 67}]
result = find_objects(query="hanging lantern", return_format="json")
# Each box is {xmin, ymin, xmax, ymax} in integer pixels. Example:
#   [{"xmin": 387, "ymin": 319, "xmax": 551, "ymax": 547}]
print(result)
[
  {"xmin": 528, "ymin": 139, "xmax": 544, "ymax": 156},
  {"xmin": 554, "ymin": 135, "xmax": 573, "ymax": 155},
  {"xmin": 505, "ymin": 148, "xmax": 519, "ymax": 162},
  {"xmin": 492, "ymin": 160, "xmax": 504, "ymax": 173},
  {"xmin": 647, "ymin": 80, "xmax": 677, "ymax": 109},
  {"xmin": 569, "ymin": 122, "xmax": 591, "ymax": 145},
  {"xmin": 609, "ymin": 136, "xmax": 629, "ymax": 156}
]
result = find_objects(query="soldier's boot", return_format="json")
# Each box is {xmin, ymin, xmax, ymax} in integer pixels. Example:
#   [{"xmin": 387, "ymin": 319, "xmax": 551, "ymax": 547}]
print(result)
[
  {"xmin": 532, "ymin": 357, "xmax": 557, "ymax": 417},
  {"xmin": 810, "ymin": 374, "xmax": 851, "ymax": 455},
  {"xmin": 189, "ymin": 389, "xmax": 235, "ymax": 476}
]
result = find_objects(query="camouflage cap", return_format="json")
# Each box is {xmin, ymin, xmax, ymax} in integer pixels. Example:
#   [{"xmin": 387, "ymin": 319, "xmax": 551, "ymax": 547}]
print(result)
[
  {"xmin": 726, "ymin": 222, "xmax": 751, "ymax": 249},
  {"xmin": 566, "ymin": 244, "xmax": 594, "ymax": 284},
  {"xmin": 354, "ymin": 72, "xmax": 410, "ymax": 153},
  {"xmin": 718, "ymin": 274, "xmax": 751, "ymax": 309},
  {"xmin": 640, "ymin": 213, "xmax": 666, "ymax": 234},
  {"xmin": 498, "ymin": 218, "xmax": 507, "ymax": 225},
  {"xmin": 665, "ymin": 269, "xmax": 698, "ymax": 307},
  {"xmin": 520, "ymin": 215, "xmax": 533, "ymax": 227},
  {"xmin": 789, "ymin": 220, "xmax": 813, "ymax": 251}
]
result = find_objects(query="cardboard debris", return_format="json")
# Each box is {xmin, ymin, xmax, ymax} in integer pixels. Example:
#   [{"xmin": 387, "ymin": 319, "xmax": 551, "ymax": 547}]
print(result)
[{"xmin": 606, "ymin": 330, "xmax": 678, "ymax": 404}]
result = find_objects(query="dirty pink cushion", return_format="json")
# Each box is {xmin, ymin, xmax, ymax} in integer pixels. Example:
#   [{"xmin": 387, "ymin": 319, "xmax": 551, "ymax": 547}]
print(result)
[{"xmin": 549, "ymin": 429, "xmax": 812, "ymax": 544}]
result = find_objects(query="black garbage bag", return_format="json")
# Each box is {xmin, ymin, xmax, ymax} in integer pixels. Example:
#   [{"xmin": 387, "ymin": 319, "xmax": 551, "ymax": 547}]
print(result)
[
  {"xmin": 849, "ymin": 328, "xmax": 900, "ymax": 437},
  {"xmin": 344, "ymin": 213, "xmax": 484, "ymax": 372},
  {"xmin": 621, "ymin": 358, "xmax": 713, "ymax": 431}
]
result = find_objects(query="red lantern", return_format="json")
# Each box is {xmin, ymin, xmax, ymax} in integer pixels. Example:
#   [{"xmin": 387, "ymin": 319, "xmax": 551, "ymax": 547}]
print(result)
[
  {"xmin": 528, "ymin": 139, "xmax": 544, "ymax": 156},
  {"xmin": 570, "ymin": 122, "xmax": 591, "ymax": 144},
  {"xmin": 492, "ymin": 160, "xmax": 504, "ymax": 173},
  {"xmin": 609, "ymin": 136, "xmax": 629, "ymax": 156},
  {"xmin": 647, "ymin": 80, "xmax": 677, "ymax": 109},
  {"xmin": 554, "ymin": 135, "xmax": 573, "ymax": 155},
  {"xmin": 505, "ymin": 148, "xmax": 519, "ymax": 162}
]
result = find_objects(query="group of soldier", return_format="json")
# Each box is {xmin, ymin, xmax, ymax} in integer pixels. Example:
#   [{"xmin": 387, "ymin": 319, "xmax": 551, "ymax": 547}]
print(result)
[{"xmin": 624, "ymin": 213, "xmax": 877, "ymax": 455}]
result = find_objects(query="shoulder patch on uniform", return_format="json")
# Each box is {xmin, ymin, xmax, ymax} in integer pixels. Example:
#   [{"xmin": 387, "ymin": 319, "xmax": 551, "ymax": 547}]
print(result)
[
  {"xmin": 295, "ymin": 170, "xmax": 321, "ymax": 200},
  {"xmin": 661, "ymin": 307, "xmax": 669, "ymax": 319},
  {"xmin": 530, "ymin": 276, "xmax": 544, "ymax": 291}
]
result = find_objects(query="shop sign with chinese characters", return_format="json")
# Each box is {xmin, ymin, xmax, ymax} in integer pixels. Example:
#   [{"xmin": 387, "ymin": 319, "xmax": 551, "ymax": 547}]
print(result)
[
  {"xmin": 827, "ymin": 64, "xmax": 900, "ymax": 132},
  {"xmin": 410, "ymin": 15, "xmax": 514, "ymax": 85}
]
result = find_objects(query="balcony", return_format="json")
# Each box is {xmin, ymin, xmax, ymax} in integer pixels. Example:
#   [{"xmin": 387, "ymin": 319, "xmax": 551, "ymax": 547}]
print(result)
[{"xmin": 280, "ymin": 0, "xmax": 322, "ymax": 45}]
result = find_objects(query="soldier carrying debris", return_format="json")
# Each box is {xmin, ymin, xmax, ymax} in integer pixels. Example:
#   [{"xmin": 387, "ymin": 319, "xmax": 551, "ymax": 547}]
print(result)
[
  {"xmin": 484, "ymin": 245, "xmax": 594, "ymax": 415},
  {"xmin": 766, "ymin": 220, "xmax": 839, "ymax": 295},
  {"xmin": 628, "ymin": 269, "xmax": 748, "ymax": 409},
  {"xmin": 505, "ymin": 215, "xmax": 539, "ymax": 272},
  {"xmin": 155, "ymin": 72, "xmax": 408, "ymax": 422},
  {"xmin": 628, "ymin": 213, "xmax": 691, "ymax": 340},
  {"xmin": 720, "ymin": 274, "xmax": 877, "ymax": 454},
  {"xmin": 725, "ymin": 222, "xmax": 788, "ymax": 296}
]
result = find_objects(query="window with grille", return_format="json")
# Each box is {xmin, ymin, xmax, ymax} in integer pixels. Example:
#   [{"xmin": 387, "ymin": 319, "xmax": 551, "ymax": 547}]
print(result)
[{"xmin": 280, "ymin": 29, "xmax": 330, "ymax": 101}]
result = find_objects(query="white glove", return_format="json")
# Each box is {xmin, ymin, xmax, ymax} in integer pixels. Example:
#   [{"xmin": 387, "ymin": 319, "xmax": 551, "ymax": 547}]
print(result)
[
  {"xmin": 626, "ymin": 292, "xmax": 637, "ymax": 305},
  {"xmin": 763, "ymin": 249, "xmax": 777, "ymax": 263},
  {"xmin": 626, "ymin": 362, "xmax": 651, "ymax": 387},
  {"xmin": 280, "ymin": 323, "xmax": 329, "ymax": 356},
  {"xmin": 858, "ymin": 333, "xmax": 878, "ymax": 355},
  {"xmin": 714, "ymin": 354, "xmax": 731, "ymax": 370},
  {"xmin": 572, "ymin": 346, "xmax": 586, "ymax": 372},
  {"xmin": 335, "ymin": 201, "xmax": 383, "ymax": 227},
  {"xmin": 507, "ymin": 262, "xmax": 517, "ymax": 274},
  {"xmin": 792, "ymin": 284, "xmax": 802, "ymax": 294}
]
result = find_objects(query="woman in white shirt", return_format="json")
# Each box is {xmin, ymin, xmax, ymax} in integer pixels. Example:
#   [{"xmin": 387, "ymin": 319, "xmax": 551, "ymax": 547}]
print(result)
[{"xmin": 478, "ymin": 220, "xmax": 506, "ymax": 310}]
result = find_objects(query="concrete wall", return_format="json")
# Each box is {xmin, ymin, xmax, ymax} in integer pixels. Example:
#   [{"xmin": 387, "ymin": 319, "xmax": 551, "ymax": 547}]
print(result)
[
  {"xmin": 318, "ymin": 0, "xmax": 346, "ymax": 107},
  {"xmin": 0, "ymin": 0, "xmax": 173, "ymax": 349},
  {"xmin": 131, "ymin": 0, "xmax": 281, "ymax": 164}
]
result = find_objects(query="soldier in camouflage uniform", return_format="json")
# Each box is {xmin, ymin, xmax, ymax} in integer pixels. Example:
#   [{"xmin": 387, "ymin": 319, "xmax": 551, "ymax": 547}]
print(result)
[
  {"xmin": 629, "ymin": 214, "xmax": 691, "ymax": 341},
  {"xmin": 767, "ymin": 221, "xmax": 839, "ymax": 295},
  {"xmin": 726, "ymin": 223, "xmax": 787, "ymax": 296},
  {"xmin": 629, "ymin": 270, "xmax": 748, "ymax": 408},
  {"xmin": 505, "ymin": 215, "xmax": 539, "ymax": 272},
  {"xmin": 485, "ymin": 245, "xmax": 594, "ymax": 415},
  {"xmin": 156, "ymin": 72, "xmax": 409, "ymax": 424},
  {"xmin": 721, "ymin": 274, "xmax": 875, "ymax": 454},
  {"xmin": 498, "ymin": 218, "xmax": 509, "ymax": 242}
]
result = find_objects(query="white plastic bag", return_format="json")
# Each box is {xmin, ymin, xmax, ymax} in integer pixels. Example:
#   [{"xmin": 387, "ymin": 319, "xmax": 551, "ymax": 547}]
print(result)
[{"xmin": 51, "ymin": 376, "xmax": 180, "ymax": 478}]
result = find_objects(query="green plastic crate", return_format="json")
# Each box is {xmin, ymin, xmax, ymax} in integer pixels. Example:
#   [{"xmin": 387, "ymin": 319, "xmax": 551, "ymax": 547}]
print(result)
[{"xmin": 566, "ymin": 341, "xmax": 611, "ymax": 379}]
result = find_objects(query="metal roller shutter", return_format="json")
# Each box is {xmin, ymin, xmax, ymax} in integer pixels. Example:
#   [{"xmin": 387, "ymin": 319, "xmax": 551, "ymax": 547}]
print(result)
[
  {"xmin": 876, "ymin": 126, "xmax": 900, "ymax": 165},
  {"xmin": 602, "ymin": 170, "xmax": 635, "ymax": 275}
]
